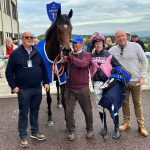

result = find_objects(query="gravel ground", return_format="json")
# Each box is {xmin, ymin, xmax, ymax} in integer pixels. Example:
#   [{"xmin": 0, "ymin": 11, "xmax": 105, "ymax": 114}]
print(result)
[{"xmin": 0, "ymin": 91, "xmax": 150, "ymax": 150}]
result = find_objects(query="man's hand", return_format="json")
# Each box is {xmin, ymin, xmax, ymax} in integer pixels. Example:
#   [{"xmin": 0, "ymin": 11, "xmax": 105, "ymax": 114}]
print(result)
[
  {"xmin": 61, "ymin": 54, "xmax": 68, "ymax": 63},
  {"xmin": 140, "ymin": 77, "xmax": 145, "ymax": 85},
  {"xmin": 5, "ymin": 55, "xmax": 9, "ymax": 59},
  {"xmin": 12, "ymin": 87, "xmax": 20, "ymax": 94},
  {"xmin": 44, "ymin": 84, "xmax": 50, "ymax": 92},
  {"xmin": 92, "ymin": 48, "xmax": 96, "ymax": 54}
]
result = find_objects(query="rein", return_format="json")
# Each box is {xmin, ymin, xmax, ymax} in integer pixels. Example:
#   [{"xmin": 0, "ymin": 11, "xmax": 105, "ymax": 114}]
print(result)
[{"xmin": 52, "ymin": 54, "xmax": 65, "ymax": 77}]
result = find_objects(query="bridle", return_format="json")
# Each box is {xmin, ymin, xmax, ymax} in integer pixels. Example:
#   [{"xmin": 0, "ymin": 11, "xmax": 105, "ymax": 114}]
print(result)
[
  {"xmin": 52, "ymin": 53, "xmax": 65, "ymax": 77},
  {"xmin": 51, "ymin": 21, "xmax": 72, "ymax": 77}
]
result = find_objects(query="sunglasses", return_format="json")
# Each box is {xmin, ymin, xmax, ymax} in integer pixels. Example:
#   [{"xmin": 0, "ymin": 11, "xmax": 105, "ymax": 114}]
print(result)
[
  {"xmin": 23, "ymin": 36, "xmax": 34, "ymax": 40},
  {"xmin": 120, "ymin": 48, "xmax": 124, "ymax": 56}
]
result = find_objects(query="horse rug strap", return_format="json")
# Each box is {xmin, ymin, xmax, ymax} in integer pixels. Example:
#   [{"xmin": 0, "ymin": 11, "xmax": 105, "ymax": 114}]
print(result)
[{"xmin": 36, "ymin": 39, "xmax": 67, "ymax": 85}]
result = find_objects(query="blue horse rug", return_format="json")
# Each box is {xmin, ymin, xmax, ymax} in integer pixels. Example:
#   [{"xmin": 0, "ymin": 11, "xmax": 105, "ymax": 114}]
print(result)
[
  {"xmin": 98, "ymin": 66, "xmax": 131, "ymax": 121},
  {"xmin": 36, "ymin": 39, "xmax": 67, "ymax": 85}
]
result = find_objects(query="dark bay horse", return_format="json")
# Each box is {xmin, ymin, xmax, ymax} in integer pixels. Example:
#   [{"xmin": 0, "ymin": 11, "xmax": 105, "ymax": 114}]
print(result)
[{"xmin": 37, "ymin": 9, "xmax": 73, "ymax": 126}]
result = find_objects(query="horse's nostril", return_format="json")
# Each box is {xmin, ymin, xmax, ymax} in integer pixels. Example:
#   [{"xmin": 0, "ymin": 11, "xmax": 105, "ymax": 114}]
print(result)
[{"xmin": 62, "ymin": 48, "xmax": 71, "ymax": 56}]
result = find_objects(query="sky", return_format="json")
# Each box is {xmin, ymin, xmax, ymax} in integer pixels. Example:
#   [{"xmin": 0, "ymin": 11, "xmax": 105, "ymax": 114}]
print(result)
[{"xmin": 17, "ymin": 0, "xmax": 150, "ymax": 36}]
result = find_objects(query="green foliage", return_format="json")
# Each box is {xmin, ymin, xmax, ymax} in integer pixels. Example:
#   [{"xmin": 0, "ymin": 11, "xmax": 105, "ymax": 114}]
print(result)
[{"xmin": 37, "ymin": 34, "xmax": 45, "ymax": 40}]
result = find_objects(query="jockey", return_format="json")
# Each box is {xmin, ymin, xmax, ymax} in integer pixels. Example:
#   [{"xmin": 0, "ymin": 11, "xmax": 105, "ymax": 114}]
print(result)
[{"xmin": 90, "ymin": 32, "xmax": 130, "ymax": 139}]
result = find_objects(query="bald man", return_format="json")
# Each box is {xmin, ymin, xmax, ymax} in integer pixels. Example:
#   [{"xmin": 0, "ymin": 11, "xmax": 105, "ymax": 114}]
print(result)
[
  {"xmin": 109, "ymin": 30, "xmax": 148, "ymax": 137},
  {"xmin": 5, "ymin": 31, "xmax": 49, "ymax": 147},
  {"xmin": 0, "ymin": 37, "xmax": 18, "ymax": 59}
]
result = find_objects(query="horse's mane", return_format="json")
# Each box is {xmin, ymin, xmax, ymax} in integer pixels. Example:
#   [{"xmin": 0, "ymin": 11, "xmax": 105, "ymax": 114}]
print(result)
[{"xmin": 45, "ymin": 23, "xmax": 56, "ymax": 43}]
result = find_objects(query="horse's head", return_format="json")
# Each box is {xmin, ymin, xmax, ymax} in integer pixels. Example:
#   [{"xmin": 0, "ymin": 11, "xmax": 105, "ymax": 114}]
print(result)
[
  {"xmin": 55, "ymin": 9, "xmax": 73, "ymax": 52},
  {"xmin": 45, "ymin": 9, "xmax": 73, "ymax": 60}
]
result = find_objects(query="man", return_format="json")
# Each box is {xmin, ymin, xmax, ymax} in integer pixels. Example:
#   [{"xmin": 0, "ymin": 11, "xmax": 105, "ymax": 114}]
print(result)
[
  {"xmin": 109, "ymin": 30, "xmax": 148, "ymax": 137},
  {"xmin": 33, "ymin": 37, "xmax": 39, "ymax": 46},
  {"xmin": 125, "ymin": 32, "xmax": 131, "ymax": 41},
  {"xmin": 62, "ymin": 35, "xmax": 94, "ymax": 141},
  {"xmin": 0, "ymin": 37, "xmax": 18, "ymax": 59},
  {"xmin": 131, "ymin": 34, "xmax": 146, "ymax": 52},
  {"xmin": 12, "ymin": 37, "xmax": 20, "ymax": 46},
  {"xmin": 5, "ymin": 31, "xmax": 49, "ymax": 148}
]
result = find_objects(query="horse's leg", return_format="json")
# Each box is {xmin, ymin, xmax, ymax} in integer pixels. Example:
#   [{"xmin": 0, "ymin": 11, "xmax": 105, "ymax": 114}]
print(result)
[
  {"xmin": 60, "ymin": 84, "xmax": 67, "ymax": 128},
  {"xmin": 56, "ymin": 79, "xmax": 62, "ymax": 108},
  {"xmin": 112, "ymin": 114, "xmax": 120, "ymax": 139},
  {"xmin": 46, "ymin": 90, "xmax": 54, "ymax": 126},
  {"xmin": 100, "ymin": 108, "xmax": 108, "ymax": 139}
]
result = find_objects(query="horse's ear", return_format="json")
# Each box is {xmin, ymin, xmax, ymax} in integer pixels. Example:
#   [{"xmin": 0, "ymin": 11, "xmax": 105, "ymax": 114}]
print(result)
[
  {"xmin": 57, "ymin": 8, "xmax": 61, "ymax": 18},
  {"xmin": 68, "ymin": 9, "xmax": 73, "ymax": 19}
]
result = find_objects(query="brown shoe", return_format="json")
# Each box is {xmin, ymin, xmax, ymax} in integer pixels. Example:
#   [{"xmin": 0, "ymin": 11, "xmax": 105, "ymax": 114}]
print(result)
[
  {"xmin": 119, "ymin": 124, "xmax": 130, "ymax": 132},
  {"xmin": 86, "ymin": 130, "xmax": 94, "ymax": 139},
  {"xmin": 138, "ymin": 127, "xmax": 148, "ymax": 137},
  {"xmin": 67, "ymin": 132, "xmax": 75, "ymax": 141},
  {"xmin": 20, "ymin": 139, "xmax": 29, "ymax": 148}
]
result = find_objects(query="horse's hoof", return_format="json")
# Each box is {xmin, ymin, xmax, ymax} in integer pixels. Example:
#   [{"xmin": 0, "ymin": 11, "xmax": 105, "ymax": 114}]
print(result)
[
  {"xmin": 100, "ymin": 128, "xmax": 108, "ymax": 140},
  {"xmin": 47, "ymin": 121, "xmax": 54, "ymax": 127},
  {"xmin": 64, "ymin": 127, "xmax": 68, "ymax": 133},
  {"xmin": 103, "ymin": 134, "xmax": 108, "ymax": 140},
  {"xmin": 57, "ymin": 104, "xmax": 62, "ymax": 109},
  {"xmin": 100, "ymin": 128, "xmax": 107, "ymax": 135},
  {"xmin": 112, "ymin": 130, "xmax": 120, "ymax": 139}
]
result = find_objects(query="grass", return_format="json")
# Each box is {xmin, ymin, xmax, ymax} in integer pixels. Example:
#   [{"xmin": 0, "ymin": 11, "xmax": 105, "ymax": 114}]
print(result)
[{"xmin": 148, "ymin": 59, "xmax": 150, "ymax": 74}]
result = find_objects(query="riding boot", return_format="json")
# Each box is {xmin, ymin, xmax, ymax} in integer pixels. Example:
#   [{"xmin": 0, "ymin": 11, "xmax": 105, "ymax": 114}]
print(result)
[
  {"xmin": 100, "ymin": 109, "xmax": 108, "ymax": 139},
  {"xmin": 112, "ymin": 115, "xmax": 120, "ymax": 139}
]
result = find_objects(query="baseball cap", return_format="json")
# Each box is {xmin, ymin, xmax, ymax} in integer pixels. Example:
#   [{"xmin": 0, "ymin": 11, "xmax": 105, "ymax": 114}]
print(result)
[
  {"xmin": 131, "ymin": 33, "xmax": 138, "ymax": 37},
  {"xmin": 70, "ymin": 35, "xmax": 84, "ymax": 43}
]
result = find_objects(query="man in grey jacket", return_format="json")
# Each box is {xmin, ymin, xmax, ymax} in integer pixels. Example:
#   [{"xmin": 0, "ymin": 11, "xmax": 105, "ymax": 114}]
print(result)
[{"xmin": 109, "ymin": 30, "xmax": 148, "ymax": 137}]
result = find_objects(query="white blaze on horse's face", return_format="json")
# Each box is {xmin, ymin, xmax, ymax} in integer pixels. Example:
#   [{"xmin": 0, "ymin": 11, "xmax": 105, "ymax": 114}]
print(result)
[
  {"xmin": 58, "ymin": 23, "xmax": 71, "ymax": 49},
  {"xmin": 64, "ymin": 24, "xmax": 68, "ymax": 29}
]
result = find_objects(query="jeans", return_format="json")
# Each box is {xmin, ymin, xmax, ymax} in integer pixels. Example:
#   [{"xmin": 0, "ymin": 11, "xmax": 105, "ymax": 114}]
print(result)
[{"xmin": 17, "ymin": 87, "xmax": 42, "ymax": 139}]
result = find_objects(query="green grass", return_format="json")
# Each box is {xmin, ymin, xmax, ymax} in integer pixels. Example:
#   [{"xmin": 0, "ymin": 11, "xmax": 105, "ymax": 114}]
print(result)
[{"xmin": 148, "ymin": 59, "xmax": 150, "ymax": 74}]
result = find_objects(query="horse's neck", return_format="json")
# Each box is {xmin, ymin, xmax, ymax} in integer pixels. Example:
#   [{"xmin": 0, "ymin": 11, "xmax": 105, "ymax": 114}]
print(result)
[{"xmin": 45, "ymin": 35, "xmax": 61, "ymax": 61}]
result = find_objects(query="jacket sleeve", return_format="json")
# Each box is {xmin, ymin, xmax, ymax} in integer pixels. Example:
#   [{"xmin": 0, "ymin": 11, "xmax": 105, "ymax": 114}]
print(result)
[
  {"xmin": 5, "ymin": 53, "xmax": 16, "ymax": 89},
  {"xmin": 137, "ymin": 44, "xmax": 148, "ymax": 77},
  {"xmin": 41, "ymin": 57, "xmax": 49, "ymax": 84},
  {"xmin": 68, "ymin": 52, "xmax": 92, "ymax": 68}
]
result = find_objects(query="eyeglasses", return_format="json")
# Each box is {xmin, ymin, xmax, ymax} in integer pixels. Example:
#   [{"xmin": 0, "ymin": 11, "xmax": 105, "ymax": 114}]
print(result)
[
  {"xmin": 23, "ymin": 36, "xmax": 34, "ymax": 40},
  {"xmin": 120, "ymin": 48, "xmax": 124, "ymax": 56}
]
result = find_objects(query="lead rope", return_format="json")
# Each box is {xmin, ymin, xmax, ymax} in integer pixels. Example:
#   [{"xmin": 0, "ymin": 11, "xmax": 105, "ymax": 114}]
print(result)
[{"xmin": 52, "ymin": 54, "xmax": 65, "ymax": 77}]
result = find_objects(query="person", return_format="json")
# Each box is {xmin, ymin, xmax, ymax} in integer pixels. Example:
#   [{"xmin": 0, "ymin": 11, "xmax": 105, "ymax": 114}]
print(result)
[
  {"xmin": 33, "ymin": 37, "xmax": 40, "ymax": 46},
  {"xmin": 105, "ymin": 37, "xmax": 113, "ymax": 50},
  {"xmin": 12, "ymin": 37, "xmax": 20, "ymax": 46},
  {"xmin": 109, "ymin": 30, "xmax": 148, "ymax": 137},
  {"xmin": 126, "ymin": 32, "xmax": 131, "ymax": 41},
  {"xmin": 90, "ymin": 33, "xmax": 124, "ymax": 139},
  {"xmin": 87, "ymin": 32, "xmax": 99, "ymax": 53},
  {"xmin": 0, "ymin": 37, "xmax": 18, "ymax": 59},
  {"xmin": 5, "ymin": 31, "xmax": 50, "ymax": 148},
  {"xmin": 62, "ymin": 35, "xmax": 94, "ymax": 141},
  {"xmin": 131, "ymin": 34, "xmax": 146, "ymax": 52},
  {"xmin": 82, "ymin": 37, "xmax": 87, "ymax": 51}
]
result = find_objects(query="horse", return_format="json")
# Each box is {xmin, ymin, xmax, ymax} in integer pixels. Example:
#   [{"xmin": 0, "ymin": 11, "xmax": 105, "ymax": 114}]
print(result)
[{"xmin": 36, "ymin": 8, "xmax": 73, "ymax": 126}]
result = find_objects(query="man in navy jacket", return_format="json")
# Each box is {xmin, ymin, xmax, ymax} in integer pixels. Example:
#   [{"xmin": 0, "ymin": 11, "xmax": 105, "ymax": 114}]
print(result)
[{"xmin": 5, "ymin": 31, "xmax": 49, "ymax": 148}]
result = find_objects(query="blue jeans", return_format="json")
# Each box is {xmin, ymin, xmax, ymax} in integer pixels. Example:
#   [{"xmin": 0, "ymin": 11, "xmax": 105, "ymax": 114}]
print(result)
[{"xmin": 17, "ymin": 87, "xmax": 42, "ymax": 139}]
